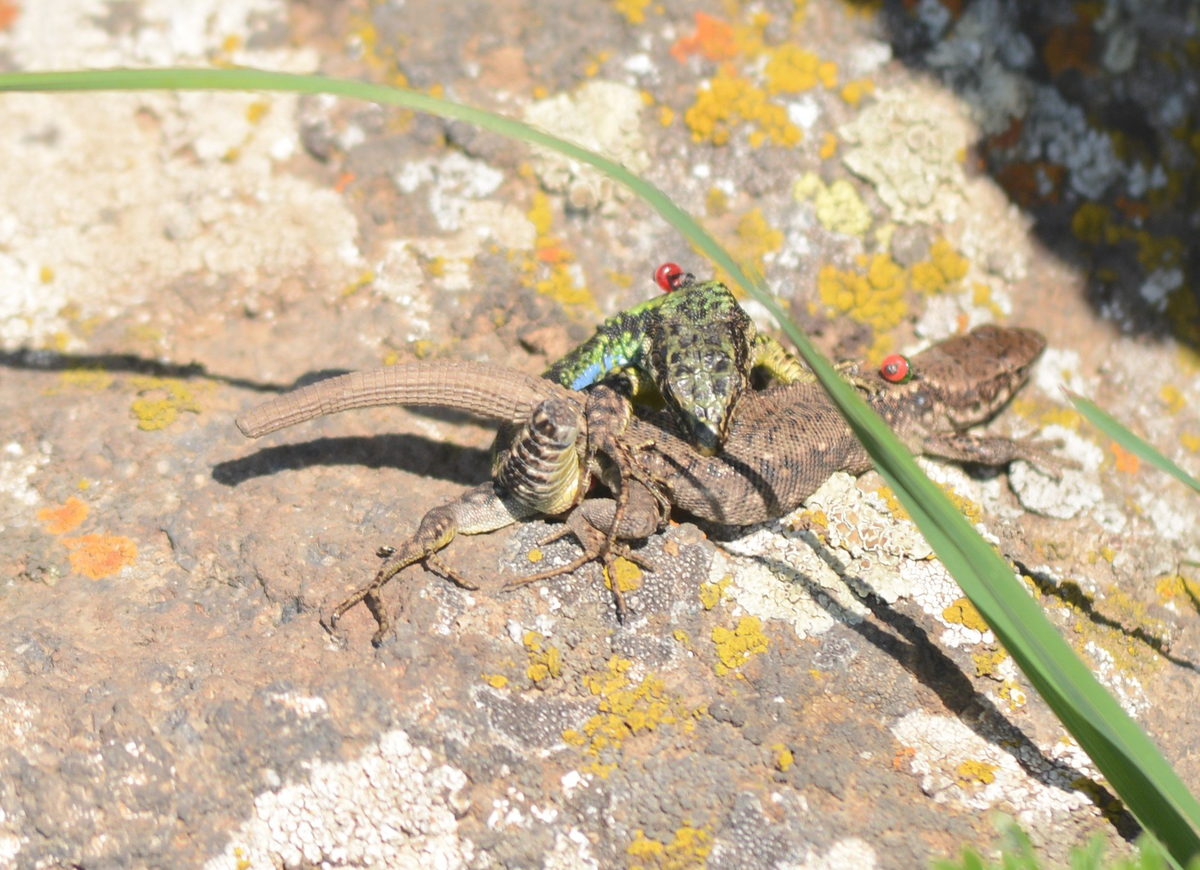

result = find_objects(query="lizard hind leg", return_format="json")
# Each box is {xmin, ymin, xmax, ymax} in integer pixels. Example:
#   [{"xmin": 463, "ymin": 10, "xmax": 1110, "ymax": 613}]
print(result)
[
  {"xmin": 326, "ymin": 500, "xmax": 463, "ymax": 646},
  {"xmin": 326, "ymin": 481, "xmax": 523, "ymax": 646}
]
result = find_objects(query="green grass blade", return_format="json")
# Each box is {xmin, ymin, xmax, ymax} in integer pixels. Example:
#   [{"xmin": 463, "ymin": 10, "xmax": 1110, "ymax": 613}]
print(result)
[
  {"xmin": 1066, "ymin": 390, "xmax": 1200, "ymax": 495},
  {"xmin": 2, "ymin": 68, "xmax": 1198, "ymax": 861}
]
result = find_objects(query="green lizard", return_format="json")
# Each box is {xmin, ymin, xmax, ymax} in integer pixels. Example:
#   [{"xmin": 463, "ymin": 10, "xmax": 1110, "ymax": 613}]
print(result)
[
  {"xmin": 536, "ymin": 263, "xmax": 805, "ymax": 457},
  {"xmin": 236, "ymin": 325, "xmax": 1060, "ymax": 643}
]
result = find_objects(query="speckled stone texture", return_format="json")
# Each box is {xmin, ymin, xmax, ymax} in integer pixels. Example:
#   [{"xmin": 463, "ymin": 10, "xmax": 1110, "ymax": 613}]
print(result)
[{"xmin": 2, "ymin": 0, "xmax": 1199, "ymax": 867}]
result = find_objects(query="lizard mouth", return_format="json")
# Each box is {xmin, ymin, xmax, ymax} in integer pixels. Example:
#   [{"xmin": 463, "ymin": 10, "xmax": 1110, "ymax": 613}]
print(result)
[{"xmin": 687, "ymin": 419, "xmax": 723, "ymax": 456}]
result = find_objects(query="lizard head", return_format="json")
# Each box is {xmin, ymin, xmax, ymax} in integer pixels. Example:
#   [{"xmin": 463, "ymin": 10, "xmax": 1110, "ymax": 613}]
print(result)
[
  {"xmin": 647, "ymin": 281, "xmax": 754, "ymax": 456},
  {"xmin": 899, "ymin": 325, "xmax": 1046, "ymax": 429}
]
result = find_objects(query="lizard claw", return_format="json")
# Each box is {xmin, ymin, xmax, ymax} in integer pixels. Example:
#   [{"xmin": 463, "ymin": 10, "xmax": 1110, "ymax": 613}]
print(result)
[{"xmin": 1013, "ymin": 437, "xmax": 1080, "ymax": 482}]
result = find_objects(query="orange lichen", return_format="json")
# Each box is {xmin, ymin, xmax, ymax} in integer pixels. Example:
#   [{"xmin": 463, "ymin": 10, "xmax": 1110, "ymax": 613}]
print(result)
[
  {"xmin": 1110, "ymin": 442, "xmax": 1140, "ymax": 474},
  {"xmin": 62, "ymin": 534, "xmax": 137, "ymax": 579},
  {"xmin": 670, "ymin": 12, "xmax": 737, "ymax": 63},
  {"xmin": 0, "ymin": 1, "xmax": 18, "ymax": 31},
  {"xmin": 38, "ymin": 497, "xmax": 88, "ymax": 535},
  {"xmin": 819, "ymin": 132, "xmax": 838, "ymax": 159}
]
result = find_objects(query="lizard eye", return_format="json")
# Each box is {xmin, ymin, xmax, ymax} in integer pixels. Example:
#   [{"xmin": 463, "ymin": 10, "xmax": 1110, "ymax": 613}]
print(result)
[
  {"xmin": 880, "ymin": 354, "xmax": 912, "ymax": 383},
  {"xmin": 654, "ymin": 262, "xmax": 693, "ymax": 292}
]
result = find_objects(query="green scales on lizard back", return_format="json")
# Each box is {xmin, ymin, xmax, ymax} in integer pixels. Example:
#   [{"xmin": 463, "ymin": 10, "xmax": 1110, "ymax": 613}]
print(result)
[{"xmin": 543, "ymin": 265, "xmax": 805, "ymax": 455}]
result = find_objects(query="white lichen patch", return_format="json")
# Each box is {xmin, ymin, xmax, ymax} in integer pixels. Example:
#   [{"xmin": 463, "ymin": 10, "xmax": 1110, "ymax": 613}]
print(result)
[
  {"xmin": 0, "ymin": 3, "xmax": 358, "ymax": 349},
  {"xmin": 890, "ymin": 712, "xmax": 1093, "ymax": 825},
  {"xmin": 0, "ymin": 442, "xmax": 48, "ymax": 532},
  {"xmin": 839, "ymin": 85, "xmax": 973, "ymax": 225},
  {"xmin": 205, "ymin": 729, "xmax": 472, "ymax": 870},
  {"xmin": 1010, "ymin": 426, "xmax": 1109, "ymax": 523},
  {"xmin": 786, "ymin": 838, "xmax": 878, "ymax": 870},
  {"xmin": 711, "ymin": 547, "xmax": 855, "ymax": 639},
  {"xmin": 401, "ymin": 200, "xmax": 536, "ymax": 292},
  {"xmin": 1030, "ymin": 347, "xmax": 1090, "ymax": 400},
  {"xmin": 393, "ymin": 152, "xmax": 507, "ymax": 233},
  {"xmin": 718, "ymin": 472, "xmax": 985, "ymax": 639},
  {"xmin": 1083, "ymin": 641, "xmax": 1149, "ymax": 717},
  {"xmin": 0, "ymin": 697, "xmax": 38, "ymax": 751},
  {"xmin": 523, "ymin": 81, "xmax": 650, "ymax": 214}
]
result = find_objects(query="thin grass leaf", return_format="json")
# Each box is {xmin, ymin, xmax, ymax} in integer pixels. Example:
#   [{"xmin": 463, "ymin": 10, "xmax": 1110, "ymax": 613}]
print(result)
[
  {"xmin": 2, "ymin": 68, "xmax": 1198, "ymax": 863},
  {"xmin": 1066, "ymin": 390, "xmax": 1200, "ymax": 495}
]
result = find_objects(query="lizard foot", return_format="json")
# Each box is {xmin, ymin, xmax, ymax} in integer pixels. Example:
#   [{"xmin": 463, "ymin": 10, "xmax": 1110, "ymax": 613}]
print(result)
[
  {"xmin": 507, "ymin": 509, "xmax": 655, "ymax": 619},
  {"xmin": 326, "ymin": 501, "xmax": 463, "ymax": 645}
]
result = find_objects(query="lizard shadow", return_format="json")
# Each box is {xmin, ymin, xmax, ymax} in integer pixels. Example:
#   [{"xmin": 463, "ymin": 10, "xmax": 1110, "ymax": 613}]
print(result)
[
  {"xmin": 738, "ymin": 540, "xmax": 1141, "ymax": 840},
  {"xmin": 212, "ymin": 433, "xmax": 493, "ymax": 489},
  {"xmin": 0, "ymin": 348, "xmax": 299, "ymax": 393}
]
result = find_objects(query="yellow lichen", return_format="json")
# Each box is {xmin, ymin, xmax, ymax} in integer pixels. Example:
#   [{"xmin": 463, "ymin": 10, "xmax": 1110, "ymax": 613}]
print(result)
[
  {"xmin": 699, "ymin": 575, "xmax": 731, "ymax": 610},
  {"xmin": 684, "ymin": 69, "xmax": 801, "ymax": 147},
  {"xmin": 129, "ymin": 377, "xmax": 206, "ymax": 431},
  {"xmin": 1181, "ymin": 433, "xmax": 1200, "ymax": 452},
  {"xmin": 62, "ymin": 533, "xmax": 137, "ymax": 579},
  {"xmin": 39, "ymin": 265, "xmax": 55, "ymax": 283},
  {"xmin": 524, "ymin": 631, "xmax": 563, "ymax": 683},
  {"xmin": 711, "ymin": 616, "xmax": 769, "ymax": 675},
  {"xmin": 771, "ymin": 743, "xmax": 794, "ymax": 771},
  {"xmin": 706, "ymin": 186, "xmax": 729, "ymax": 216},
  {"xmin": 1156, "ymin": 574, "xmax": 1200, "ymax": 608},
  {"xmin": 840, "ymin": 78, "xmax": 874, "ymax": 106},
  {"xmin": 794, "ymin": 174, "xmax": 871, "ymax": 237},
  {"xmin": 956, "ymin": 759, "xmax": 998, "ymax": 786},
  {"xmin": 910, "ymin": 238, "xmax": 969, "ymax": 294},
  {"xmin": 606, "ymin": 557, "xmax": 644, "ymax": 594},
  {"xmin": 764, "ymin": 45, "xmax": 826, "ymax": 94},
  {"xmin": 627, "ymin": 826, "xmax": 712, "ymax": 870},
  {"xmin": 46, "ymin": 368, "xmax": 114, "ymax": 394},
  {"xmin": 566, "ymin": 657, "xmax": 700, "ymax": 765},
  {"xmin": 817, "ymin": 254, "xmax": 908, "ymax": 353},
  {"xmin": 616, "ymin": 0, "xmax": 654, "ymax": 26},
  {"xmin": 972, "ymin": 648, "xmax": 1008, "ymax": 678},
  {"xmin": 1159, "ymin": 384, "xmax": 1186, "ymax": 414},
  {"xmin": 37, "ymin": 496, "xmax": 88, "ymax": 535},
  {"xmin": 818, "ymin": 131, "xmax": 838, "ymax": 159},
  {"xmin": 943, "ymin": 598, "xmax": 989, "ymax": 633},
  {"xmin": 484, "ymin": 674, "xmax": 509, "ymax": 689}
]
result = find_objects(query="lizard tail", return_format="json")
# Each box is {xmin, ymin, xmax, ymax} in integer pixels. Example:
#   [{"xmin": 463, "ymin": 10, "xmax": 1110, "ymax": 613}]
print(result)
[{"xmin": 236, "ymin": 361, "xmax": 576, "ymax": 438}]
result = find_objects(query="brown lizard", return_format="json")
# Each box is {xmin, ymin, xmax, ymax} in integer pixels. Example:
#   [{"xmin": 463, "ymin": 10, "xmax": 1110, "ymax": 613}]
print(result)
[{"xmin": 236, "ymin": 325, "xmax": 1057, "ymax": 642}]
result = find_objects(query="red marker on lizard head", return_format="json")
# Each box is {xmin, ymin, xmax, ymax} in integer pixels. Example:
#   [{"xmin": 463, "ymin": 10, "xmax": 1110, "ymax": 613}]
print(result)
[
  {"xmin": 880, "ymin": 353, "xmax": 913, "ymax": 384},
  {"xmin": 654, "ymin": 262, "xmax": 695, "ymax": 292}
]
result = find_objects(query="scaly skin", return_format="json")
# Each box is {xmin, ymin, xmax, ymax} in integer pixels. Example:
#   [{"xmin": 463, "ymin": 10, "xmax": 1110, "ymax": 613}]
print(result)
[
  {"xmin": 544, "ymin": 278, "xmax": 805, "ymax": 455},
  {"xmin": 237, "ymin": 325, "xmax": 1055, "ymax": 642}
]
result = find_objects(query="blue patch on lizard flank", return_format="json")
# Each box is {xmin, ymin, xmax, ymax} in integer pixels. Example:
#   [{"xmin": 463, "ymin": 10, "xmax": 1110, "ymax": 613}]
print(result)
[{"xmin": 568, "ymin": 352, "xmax": 630, "ymax": 390}]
